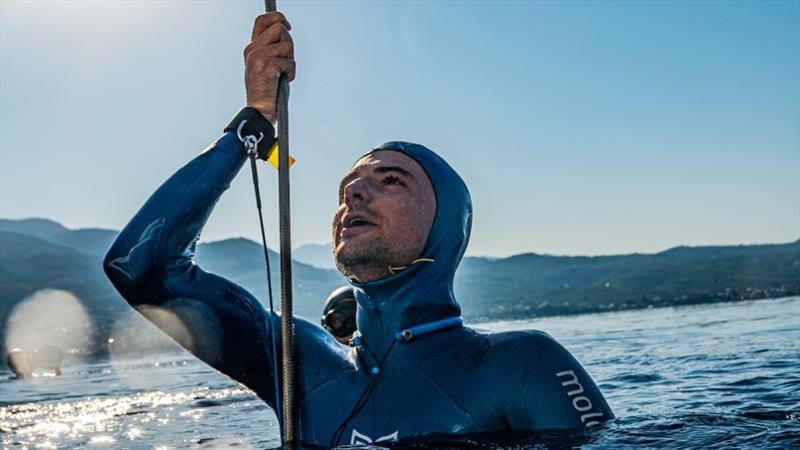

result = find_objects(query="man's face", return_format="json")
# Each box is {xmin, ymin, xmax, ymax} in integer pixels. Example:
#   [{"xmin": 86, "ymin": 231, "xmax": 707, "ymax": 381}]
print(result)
[{"xmin": 332, "ymin": 151, "xmax": 437, "ymax": 282}]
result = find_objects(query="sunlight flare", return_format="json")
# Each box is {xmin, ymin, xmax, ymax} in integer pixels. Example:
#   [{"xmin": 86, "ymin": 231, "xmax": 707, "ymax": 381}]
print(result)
[{"xmin": 4, "ymin": 289, "xmax": 94, "ymax": 376}]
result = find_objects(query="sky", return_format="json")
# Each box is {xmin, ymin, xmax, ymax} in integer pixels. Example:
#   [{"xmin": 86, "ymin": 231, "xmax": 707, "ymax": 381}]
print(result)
[{"xmin": 1, "ymin": 0, "xmax": 798, "ymax": 257}]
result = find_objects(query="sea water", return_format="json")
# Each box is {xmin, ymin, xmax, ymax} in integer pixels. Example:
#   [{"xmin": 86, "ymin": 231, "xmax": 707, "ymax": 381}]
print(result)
[{"xmin": 1, "ymin": 297, "xmax": 798, "ymax": 449}]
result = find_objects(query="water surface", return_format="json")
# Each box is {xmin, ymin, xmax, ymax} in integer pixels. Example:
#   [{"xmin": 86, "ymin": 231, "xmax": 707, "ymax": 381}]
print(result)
[{"xmin": 2, "ymin": 297, "xmax": 798, "ymax": 448}]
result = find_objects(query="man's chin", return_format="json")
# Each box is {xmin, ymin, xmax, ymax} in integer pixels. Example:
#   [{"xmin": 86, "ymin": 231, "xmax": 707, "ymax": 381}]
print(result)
[
  {"xmin": 334, "ymin": 242, "xmax": 391, "ymax": 281},
  {"xmin": 334, "ymin": 237, "xmax": 371, "ymax": 260},
  {"xmin": 333, "ymin": 246, "xmax": 363, "ymax": 273}
]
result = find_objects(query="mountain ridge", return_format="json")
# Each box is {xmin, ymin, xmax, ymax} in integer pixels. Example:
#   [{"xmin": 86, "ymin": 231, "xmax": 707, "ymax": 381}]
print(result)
[{"xmin": 1, "ymin": 217, "xmax": 798, "ymax": 356}]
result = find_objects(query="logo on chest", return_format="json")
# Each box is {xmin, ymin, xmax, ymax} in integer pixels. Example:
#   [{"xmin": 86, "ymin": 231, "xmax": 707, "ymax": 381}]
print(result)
[{"xmin": 350, "ymin": 429, "xmax": 399, "ymax": 445}]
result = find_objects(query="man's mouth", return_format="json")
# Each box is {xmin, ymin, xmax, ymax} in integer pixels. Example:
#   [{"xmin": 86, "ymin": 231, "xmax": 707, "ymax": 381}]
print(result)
[
  {"xmin": 340, "ymin": 213, "xmax": 377, "ymax": 237},
  {"xmin": 347, "ymin": 218, "xmax": 371, "ymax": 227}
]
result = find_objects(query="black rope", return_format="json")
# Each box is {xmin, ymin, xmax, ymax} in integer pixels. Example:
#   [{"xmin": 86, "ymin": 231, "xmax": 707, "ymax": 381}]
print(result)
[
  {"xmin": 276, "ymin": 71, "xmax": 296, "ymax": 447},
  {"xmin": 247, "ymin": 154, "xmax": 282, "ymax": 424},
  {"xmin": 263, "ymin": 0, "xmax": 297, "ymax": 445}
]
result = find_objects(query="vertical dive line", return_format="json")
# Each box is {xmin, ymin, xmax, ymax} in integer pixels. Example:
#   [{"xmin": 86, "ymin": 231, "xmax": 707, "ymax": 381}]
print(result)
[{"xmin": 264, "ymin": 0, "xmax": 297, "ymax": 445}]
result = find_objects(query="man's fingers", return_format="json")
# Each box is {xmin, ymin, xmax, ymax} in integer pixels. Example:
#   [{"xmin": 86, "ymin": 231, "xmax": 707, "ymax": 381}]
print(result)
[
  {"xmin": 245, "ymin": 12, "xmax": 295, "ymax": 120},
  {"xmin": 244, "ymin": 40, "xmax": 293, "ymax": 61},
  {"xmin": 245, "ymin": 51, "xmax": 296, "ymax": 82},
  {"xmin": 245, "ymin": 23, "xmax": 292, "ymax": 59},
  {"xmin": 251, "ymin": 12, "xmax": 290, "ymax": 41},
  {"xmin": 244, "ymin": 19, "xmax": 293, "ymax": 56},
  {"xmin": 261, "ymin": 21, "xmax": 292, "ymax": 46},
  {"xmin": 275, "ymin": 58, "xmax": 296, "ymax": 82}
]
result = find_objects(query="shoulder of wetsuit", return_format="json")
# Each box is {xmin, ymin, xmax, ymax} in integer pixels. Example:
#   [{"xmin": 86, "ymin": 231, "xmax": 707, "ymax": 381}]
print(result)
[
  {"xmin": 466, "ymin": 329, "xmax": 614, "ymax": 429},
  {"xmin": 471, "ymin": 329, "xmax": 583, "ymax": 383},
  {"xmin": 293, "ymin": 316, "xmax": 357, "ymax": 392},
  {"xmin": 294, "ymin": 315, "xmax": 350, "ymax": 354}
]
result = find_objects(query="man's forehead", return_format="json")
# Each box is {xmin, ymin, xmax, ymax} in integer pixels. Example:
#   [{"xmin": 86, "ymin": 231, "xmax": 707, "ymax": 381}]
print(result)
[
  {"xmin": 353, "ymin": 150, "xmax": 418, "ymax": 170},
  {"xmin": 344, "ymin": 150, "xmax": 425, "ymax": 180}
]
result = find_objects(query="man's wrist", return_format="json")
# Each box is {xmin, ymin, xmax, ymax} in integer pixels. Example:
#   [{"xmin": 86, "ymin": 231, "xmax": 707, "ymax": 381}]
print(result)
[
  {"xmin": 260, "ymin": 110, "xmax": 277, "ymax": 125},
  {"xmin": 224, "ymin": 107, "xmax": 277, "ymax": 161}
]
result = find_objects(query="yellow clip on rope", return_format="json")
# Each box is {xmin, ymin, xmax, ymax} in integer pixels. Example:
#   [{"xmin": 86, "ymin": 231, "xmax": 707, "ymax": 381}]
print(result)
[{"xmin": 266, "ymin": 142, "xmax": 296, "ymax": 169}]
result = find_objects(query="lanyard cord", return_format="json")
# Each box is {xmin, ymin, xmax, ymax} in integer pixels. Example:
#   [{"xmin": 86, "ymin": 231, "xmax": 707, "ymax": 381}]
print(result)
[
  {"xmin": 238, "ymin": 124, "xmax": 284, "ymax": 432},
  {"xmin": 329, "ymin": 317, "xmax": 464, "ymax": 446},
  {"xmin": 330, "ymin": 337, "xmax": 397, "ymax": 447}
]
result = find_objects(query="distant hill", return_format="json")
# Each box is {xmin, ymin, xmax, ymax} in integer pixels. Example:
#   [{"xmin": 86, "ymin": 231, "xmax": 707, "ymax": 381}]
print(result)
[
  {"xmin": 293, "ymin": 242, "xmax": 336, "ymax": 269},
  {"xmin": 0, "ymin": 230, "xmax": 129, "ymax": 357},
  {"xmin": 1, "ymin": 217, "xmax": 798, "ymax": 356},
  {"xmin": 456, "ymin": 242, "xmax": 800, "ymax": 320},
  {"xmin": 0, "ymin": 219, "xmax": 348, "ymax": 357},
  {"xmin": 0, "ymin": 218, "xmax": 117, "ymax": 257},
  {"xmin": 194, "ymin": 237, "xmax": 346, "ymax": 316}
]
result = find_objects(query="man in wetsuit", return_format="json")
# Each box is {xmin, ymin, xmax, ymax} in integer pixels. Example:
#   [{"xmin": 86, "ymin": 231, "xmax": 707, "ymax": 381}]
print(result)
[{"xmin": 104, "ymin": 12, "xmax": 613, "ymax": 446}]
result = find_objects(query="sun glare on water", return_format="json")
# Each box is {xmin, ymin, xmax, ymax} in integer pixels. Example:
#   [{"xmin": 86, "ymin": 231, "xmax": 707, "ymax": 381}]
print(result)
[
  {"xmin": 4, "ymin": 289, "xmax": 94, "ymax": 376},
  {"xmin": 1, "ymin": 387, "xmax": 258, "ymax": 449}
]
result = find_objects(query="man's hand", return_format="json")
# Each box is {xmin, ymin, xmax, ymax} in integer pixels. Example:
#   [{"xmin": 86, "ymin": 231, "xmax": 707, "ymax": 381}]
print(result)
[{"xmin": 244, "ymin": 12, "xmax": 295, "ymax": 124}]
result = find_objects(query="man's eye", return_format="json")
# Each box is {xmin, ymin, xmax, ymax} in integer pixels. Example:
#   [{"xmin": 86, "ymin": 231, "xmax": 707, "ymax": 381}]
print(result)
[{"xmin": 382, "ymin": 175, "xmax": 405, "ymax": 186}]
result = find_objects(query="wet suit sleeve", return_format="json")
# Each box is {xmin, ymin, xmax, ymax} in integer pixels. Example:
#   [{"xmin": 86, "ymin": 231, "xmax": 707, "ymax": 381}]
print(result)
[
  {"xmin": 103, "ymin": 131, "xmax": 279, "ymax": 407},
  {"xmin": 482, "ymin": 331, "xmax": 614, "ymax": 431}
]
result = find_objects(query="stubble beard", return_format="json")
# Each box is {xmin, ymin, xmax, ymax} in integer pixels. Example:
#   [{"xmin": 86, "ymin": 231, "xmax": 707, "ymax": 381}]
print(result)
[{"xmin": 334, "ymin": 235, "xmax": 395, "ymax": 282}]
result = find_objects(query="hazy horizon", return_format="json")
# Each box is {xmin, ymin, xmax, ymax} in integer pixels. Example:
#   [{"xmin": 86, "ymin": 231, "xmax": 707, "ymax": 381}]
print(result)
[
  {"xmin": 2, "ymin": 1, "xmax": 798, "ymax": 258},
  {"xmin": 1, "ymin": 214, "xmax": 796, "ymax": 259}
]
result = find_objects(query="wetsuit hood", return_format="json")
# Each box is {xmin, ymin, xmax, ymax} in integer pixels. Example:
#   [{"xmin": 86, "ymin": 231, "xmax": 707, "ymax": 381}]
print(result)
[{"xmin": 349, "ymin": 141, "xmax": 472, "ymax": 352}]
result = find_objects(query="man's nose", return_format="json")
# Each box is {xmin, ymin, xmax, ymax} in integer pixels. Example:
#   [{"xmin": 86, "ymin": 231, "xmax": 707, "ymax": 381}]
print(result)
[{"xmin": 343, "ymin": 178, "xmax": 371, "ymax": 206}]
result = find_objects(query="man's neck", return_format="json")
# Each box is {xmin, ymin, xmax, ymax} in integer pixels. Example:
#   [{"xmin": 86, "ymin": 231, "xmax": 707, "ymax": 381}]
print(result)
[{"xmin": 335, "ymin": 255, "xmax": 397, "ymax": 283}]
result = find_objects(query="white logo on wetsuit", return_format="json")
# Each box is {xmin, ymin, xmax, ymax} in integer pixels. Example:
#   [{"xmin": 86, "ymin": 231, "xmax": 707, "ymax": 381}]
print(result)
[
  {"xmin": 350, "ymin": 429, "xmax": 399, "ymax": 445},
  {"xmin": 556, "ymin": 370, "xmax": 604, "ymax": 427}
]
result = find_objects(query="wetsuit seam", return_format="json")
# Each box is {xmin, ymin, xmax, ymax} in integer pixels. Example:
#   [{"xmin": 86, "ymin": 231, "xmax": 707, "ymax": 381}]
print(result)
[
  {"xmin": 302, "ymin": 368, "xmax": 358, "ymax": 399},
  {"xmin": 417, "ymin": 367, "xmax": 480, "ymax": 428},
  {"xmin": 478, "ymin": 334, "xmax": 512, "ymax": 429},
  {"xmin": 224, "ymin": 287, "xmax": 267, "ymax": 338},
  {"xmin": 382, "ymin": 376, "xmax": 408, "ymax": 427}
]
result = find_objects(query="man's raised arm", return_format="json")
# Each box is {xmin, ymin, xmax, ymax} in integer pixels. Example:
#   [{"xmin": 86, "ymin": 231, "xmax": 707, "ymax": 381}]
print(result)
[
  {"xmin": 103, "ymin": 128, "xmax": 279, "ymax": 401},
  {"xmin": 103, "ymin": 11, "xmax": 295, "ymax": 407}
]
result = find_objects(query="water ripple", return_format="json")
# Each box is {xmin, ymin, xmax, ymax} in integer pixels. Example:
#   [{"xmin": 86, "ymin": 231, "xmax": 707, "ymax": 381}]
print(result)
[{"xmin": 2, "ymin": 296, "xmax": 798, "ymax": 449}]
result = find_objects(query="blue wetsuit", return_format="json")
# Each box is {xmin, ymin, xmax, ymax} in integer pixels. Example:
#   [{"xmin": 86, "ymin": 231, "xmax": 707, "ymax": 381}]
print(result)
[{"xmin": 104, "ymin": 126, "xmax": 613, "ymax": 447}]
